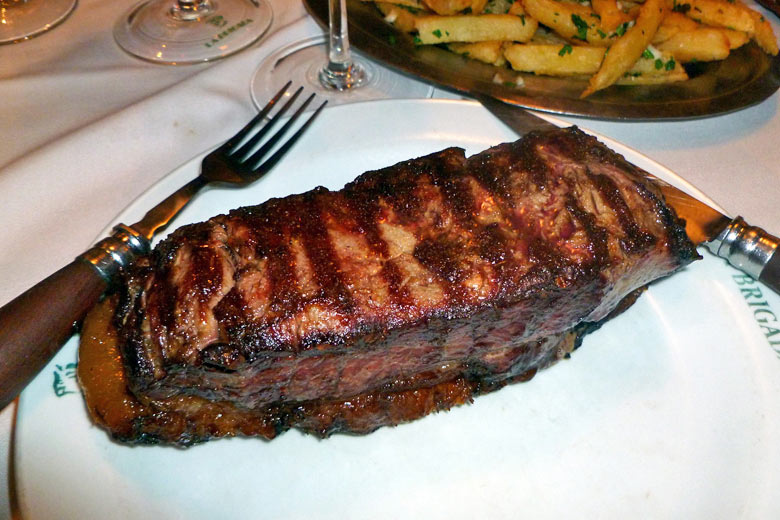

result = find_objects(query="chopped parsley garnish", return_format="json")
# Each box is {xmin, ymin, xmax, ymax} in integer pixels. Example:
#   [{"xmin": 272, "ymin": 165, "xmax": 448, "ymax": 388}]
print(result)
[
  {"xmin": 654, "ymin": 58, "xmax": 663, "ymax": 69},
  {"xmin": 559, "ymin": 43, "xmax": 573, "ymax": 56},
  {"xmin": 665, "ymin": 57, "xmax": 676, "ymax": 70},
  {"xmin": 413, "ymin": 35, "xmax": 422, "ymax": 45},
  {"xmin": 432, "ymin": 29, "xmax": 442, "ymax": 38},
  {"xmin": 597, "ymin": 29, "xmax": 607, "ymax": 38},
  {"xmin": 642, "ymin": 49, "xmax": 653, "ymax": 59},
  {"xmin": 615, "ymin": 22, "xmax": 629, "ymax": 36},
  {"xmin": 571, "ymin": 14, "xmax": 589, "ymax": 40}
]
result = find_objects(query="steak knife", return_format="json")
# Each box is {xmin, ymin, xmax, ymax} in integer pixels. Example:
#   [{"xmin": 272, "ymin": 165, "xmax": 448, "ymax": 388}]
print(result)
[{"xmin": 477, "ymin": 94, "xmax": 780, "ymax": 296}]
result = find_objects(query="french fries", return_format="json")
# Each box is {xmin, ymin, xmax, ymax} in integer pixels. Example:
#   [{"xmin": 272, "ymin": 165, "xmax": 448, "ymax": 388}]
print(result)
[
  {"xmin": 617, "ymin": 47, "xmax": 689, "ymax": 83},
  {"xmin": 582, "ymin": 0, "xmax": 666, "ymax": 97},
  {"xmin": 592, "ymin": 0, "xmax": 633, "ymax": 32},
  {"xmin": 653, "ymin": 11, "xmax": 700, "ymax": 42},
  {"xmin": 504, "ymin": 41, "xmax": 688, "ymax": 82},
  {"xmin": 750, "ymin": 10, "xmax": 780, "ymax": 54},
  {"xmin": 424, "ymin": 0, "xmax": 474, "ymax": 15},
  {"xmin": 415, "ymin": 13, "xmax": 537, "ymax": 43},
  {"xmin": 670, "ymin": 0, "xmax": 754, "ymax": 33},
  {"xmin": 523, "ymin": 0, "xmax": 612, "ymax": 46},
  {"xmin": 448, "ymin": 40, "xmax": 509, "ymax": 65},
  {"xmin": 722, "ymin": 28, "xmax": 750, "ymax": 49},
  {"xmin": 376, "ymin": 2, "xmax": 421, "ymax": 32},
  {"xmin": 365, "ymin": 0, "xmax": 778, "ymax": 97},
  {"xmin": 504, "ymin": 43, "xmax": 607, "ymax": 75},
  {"xmin": 655, "ymin": 27, "xmax": 732, "ymax": 62}
]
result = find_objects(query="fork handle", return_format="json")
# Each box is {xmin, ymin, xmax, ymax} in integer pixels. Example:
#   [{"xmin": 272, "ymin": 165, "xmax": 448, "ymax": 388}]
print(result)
[{"xmin": 0, "ymin": 225, "xmax": 150, "ymax": 410}]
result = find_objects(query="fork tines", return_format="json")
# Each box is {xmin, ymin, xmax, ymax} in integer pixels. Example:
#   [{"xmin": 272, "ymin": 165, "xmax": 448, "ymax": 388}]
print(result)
[{"xmin": 227, "ymin": 82, "xmax": 328, "ymax": 175}]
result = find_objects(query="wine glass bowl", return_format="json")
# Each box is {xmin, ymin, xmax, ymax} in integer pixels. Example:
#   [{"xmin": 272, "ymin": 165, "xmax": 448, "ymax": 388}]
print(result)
[
  {"xmin": 114, "ymin": 0, "xmax": 273, "ymax": 64},
  {"xmin": 0, "ymin": 0, "xmax": 77, "ymax": 45}
]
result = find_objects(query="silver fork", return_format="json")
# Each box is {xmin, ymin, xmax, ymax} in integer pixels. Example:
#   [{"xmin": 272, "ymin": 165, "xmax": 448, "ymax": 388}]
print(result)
[
  {"xmin": 0, "ymin": 84, "xmax": 327, "ymax": 409},
  {"xmin": 130, "ymin": 80, "xmax": 327, "ymax": 247}
]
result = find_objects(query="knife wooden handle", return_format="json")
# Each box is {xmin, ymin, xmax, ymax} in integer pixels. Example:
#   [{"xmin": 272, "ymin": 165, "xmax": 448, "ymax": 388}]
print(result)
[
  {"xmin": 759, "ymin": 250, "xmax": 780, "ymax": 295},
  {"xmin": 0, "ymin": 225, "xmax": 149, "ymax": 410},
  {"xmin": 0, "ymin": 260, "xmax": 107, "ymax": 410}
]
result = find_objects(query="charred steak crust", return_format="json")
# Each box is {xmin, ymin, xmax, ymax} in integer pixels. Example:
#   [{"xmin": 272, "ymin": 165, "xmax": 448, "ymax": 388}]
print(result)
[{"xmin": 102, "ymin": 127, "xmax": 698, "ymax": 445}]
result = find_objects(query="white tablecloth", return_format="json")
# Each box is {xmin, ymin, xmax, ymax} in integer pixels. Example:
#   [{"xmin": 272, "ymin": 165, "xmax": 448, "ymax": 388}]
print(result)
[{"xmin": 1, "ymin": 0, "xmax": 779, "ymax": 517}]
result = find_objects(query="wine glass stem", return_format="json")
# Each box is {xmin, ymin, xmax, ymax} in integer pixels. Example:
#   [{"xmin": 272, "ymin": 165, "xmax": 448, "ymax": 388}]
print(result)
[
  {"xmin": 171, "ymin": 0, "xmax": 214, "ymax": 21},
  {"xmin": 319, "ymin": 0, "xmax": 365, "ymax": 90}
]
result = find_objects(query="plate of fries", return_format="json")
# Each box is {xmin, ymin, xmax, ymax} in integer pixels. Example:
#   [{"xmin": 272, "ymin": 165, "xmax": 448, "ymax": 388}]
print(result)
[{"xmin": 304, "ymin": 0, "xmax": 780, "ymax": 119}]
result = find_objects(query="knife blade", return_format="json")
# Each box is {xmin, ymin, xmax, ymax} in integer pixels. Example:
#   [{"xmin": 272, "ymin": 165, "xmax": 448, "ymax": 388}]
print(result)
[{"xmin": 476, "ymin": 94, "xmax": 780, "ymax": 295}]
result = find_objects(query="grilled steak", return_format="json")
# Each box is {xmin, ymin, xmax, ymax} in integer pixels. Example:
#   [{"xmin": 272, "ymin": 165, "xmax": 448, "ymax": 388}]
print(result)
[{"xmin": 79, "ymin": 127, "xmax": 699, "ymax": 445}]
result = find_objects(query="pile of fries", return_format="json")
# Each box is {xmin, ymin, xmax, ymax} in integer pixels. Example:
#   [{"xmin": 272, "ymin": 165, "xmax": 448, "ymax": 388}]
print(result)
[{"xmin": 362, "ymin": 0, "xmax": 778, "ymax": 97}]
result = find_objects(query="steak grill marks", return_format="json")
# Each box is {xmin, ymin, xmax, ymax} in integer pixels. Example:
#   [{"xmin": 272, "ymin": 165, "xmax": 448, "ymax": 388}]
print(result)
[
  {"xmin": 110, "ymin": 127, "xmax": 699, "ymax": 443},
  {"xmin": 586, "ymin": 170, "xmax": 656, "ymax": 255},
  {"xmin": 295, "ymin": 193, "xmax": 356, "ymax": 317},
  {"xmin": 344, "ymin": 183, "xmax": 413, "ymax": 309},
  {"xmin": 412, "ymin": 153, "xmax": 481, "ymax": 303},
  {"xmin": 263, "ymin": 200, "xmax": 301, "ymax": 319}
]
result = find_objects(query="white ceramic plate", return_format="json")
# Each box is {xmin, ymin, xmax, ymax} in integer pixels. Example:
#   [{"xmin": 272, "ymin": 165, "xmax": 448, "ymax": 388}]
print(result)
[{"xmin": 14, "ymin": 99, "xmax": 780, "ymax": 519}]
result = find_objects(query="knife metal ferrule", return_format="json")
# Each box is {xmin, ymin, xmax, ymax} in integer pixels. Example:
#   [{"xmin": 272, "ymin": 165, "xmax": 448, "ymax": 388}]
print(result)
[
  {"xmin": 79, "ymin": 224, "xmax": 151, "ymax": 283},
  {"xmin": 705, "ymin": 216, "xmax": 779, "ymax": 280}
]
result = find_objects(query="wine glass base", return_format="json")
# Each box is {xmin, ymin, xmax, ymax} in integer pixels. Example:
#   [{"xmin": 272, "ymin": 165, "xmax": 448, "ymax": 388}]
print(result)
[
  {"xmin": 319, "ymin": 61, "xmax": 366, "ymax": 91},
  {"xmin": 114, "ymin": 0, "xmax": 272, "ymax": 65},
  {"xmin": 0, "ymin": 0, "xmax": 77, "ymax": 45},
  {"xmin": 250, "ymin": 34, "xmax": 434, "ymax": 110}
]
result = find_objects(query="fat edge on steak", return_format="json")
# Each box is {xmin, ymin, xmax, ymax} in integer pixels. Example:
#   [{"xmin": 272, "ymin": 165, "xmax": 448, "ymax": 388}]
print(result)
[{"xmin": 78, "ymin": 127, "xmax": 699, "ymax": 445}]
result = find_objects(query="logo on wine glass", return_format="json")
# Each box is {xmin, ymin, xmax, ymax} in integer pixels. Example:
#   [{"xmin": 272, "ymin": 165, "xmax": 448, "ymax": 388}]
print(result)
[{"xmin": 204, "ymin": 17, "xmax": 255, "ymax": 48}]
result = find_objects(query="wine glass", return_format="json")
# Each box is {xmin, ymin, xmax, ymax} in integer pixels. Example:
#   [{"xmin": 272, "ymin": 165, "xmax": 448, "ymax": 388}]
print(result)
[
  {"xmin": 114, "ymin": 0, "xmax": 273, "ymax": 65},
  {"xmin": 250, "ymin": 0, "xmax": 432, "ymax": 109},
  {"xmin": 0, "ymin": 0, "xmax": 76, "ymax": 45}
]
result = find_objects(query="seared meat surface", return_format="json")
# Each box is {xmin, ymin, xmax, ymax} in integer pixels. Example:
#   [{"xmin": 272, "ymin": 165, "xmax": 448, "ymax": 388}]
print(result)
[{"xmin": 82, "ymin": 127, "xmax": 698, "ymax": 445}]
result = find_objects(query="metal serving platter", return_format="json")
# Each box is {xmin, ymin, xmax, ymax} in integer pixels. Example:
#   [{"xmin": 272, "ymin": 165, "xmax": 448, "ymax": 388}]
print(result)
[{"xmin": 304, "ymin": 0, "xmax": 780, "ymax": 120}]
